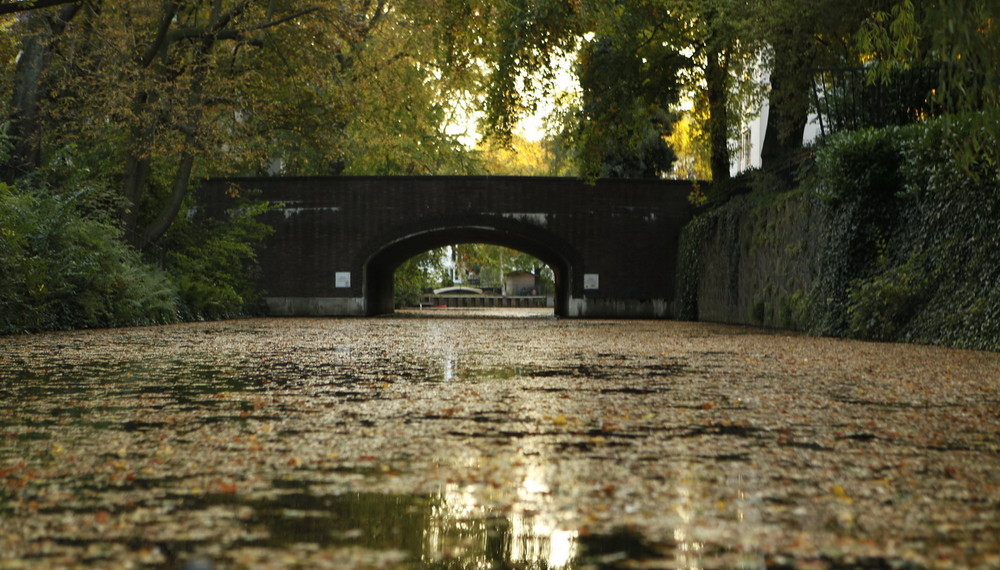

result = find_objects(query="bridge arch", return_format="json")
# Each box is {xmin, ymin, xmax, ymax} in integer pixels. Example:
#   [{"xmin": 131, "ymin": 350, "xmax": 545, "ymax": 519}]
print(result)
[
  {"xmin": 358, "ymin": 216, "xmax": 584, "ymax": 316},
  {"xmin": 197, "ymin": 176, "xmax": 696, "ymax": 318}
]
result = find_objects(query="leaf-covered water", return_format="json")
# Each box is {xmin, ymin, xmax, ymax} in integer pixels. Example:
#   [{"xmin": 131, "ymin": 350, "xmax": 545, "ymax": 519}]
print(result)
[{"xmin": 1, "ymin": 313, "xmax": 999, "ymax": 569}]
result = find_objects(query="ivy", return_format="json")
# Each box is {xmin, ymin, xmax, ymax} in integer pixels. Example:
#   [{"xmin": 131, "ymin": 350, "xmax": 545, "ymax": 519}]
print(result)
[
  {"xmin": 809, "ymin": 112, "xmax": 1000, "ymax": 349},
  {"xmin": 675, "ymin": 212, "xmax": 716, "ymax": 321},
  {"xmin": 679, "ymin": 111, "xmax": 1000, "ymax": 351}
]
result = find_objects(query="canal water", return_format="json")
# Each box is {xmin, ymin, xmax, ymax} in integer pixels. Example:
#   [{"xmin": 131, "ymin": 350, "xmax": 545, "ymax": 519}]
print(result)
[{"xmin": 1, "ymin": 313, "xmax": 999, "ymax": 569}]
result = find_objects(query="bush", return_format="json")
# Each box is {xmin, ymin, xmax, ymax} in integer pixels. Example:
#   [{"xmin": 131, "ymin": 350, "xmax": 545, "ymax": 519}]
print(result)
[
  {"xmin": 813, "ymin": 127, "xmax": 903, "ymax": 205},
  {"xmin": 0, "ymin": 185, "xmax": 179, "ymax": 333},
  {"xmin": 164, "ymin": 199, "xmax": 274, "ymax": 321},
  {"xmin": 808, "ymin": 111, "xmax": 1000, "ymax": 349},
  {"xmin": 393, "ymin": 250, "xmax": 446, "ymax": 308}
]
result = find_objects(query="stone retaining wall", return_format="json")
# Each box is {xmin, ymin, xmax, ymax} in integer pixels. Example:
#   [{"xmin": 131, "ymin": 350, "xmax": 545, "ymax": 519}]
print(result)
[{"xmin": 678, "ymin": 190, "xmax": 820, "ymax": 329}]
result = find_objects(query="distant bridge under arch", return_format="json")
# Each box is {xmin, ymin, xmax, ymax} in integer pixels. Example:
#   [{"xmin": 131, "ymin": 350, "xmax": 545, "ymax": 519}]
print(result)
[{"xmin": 197, "ymin": 176, "xmax": 696, "ymax": 318}]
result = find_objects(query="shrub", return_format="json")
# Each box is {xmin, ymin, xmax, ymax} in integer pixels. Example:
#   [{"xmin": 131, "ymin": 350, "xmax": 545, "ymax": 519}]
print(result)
[
  {"xmin": 165, "ymin": 199, "xmax": 274, "ymax": 321},
  {"xmin": 809, "ymin": 111, "xmax": 1000, "ymax": 348},
  {"xmin": 0, "ymin": 185, "xmax": 179, "ymax": 333}
]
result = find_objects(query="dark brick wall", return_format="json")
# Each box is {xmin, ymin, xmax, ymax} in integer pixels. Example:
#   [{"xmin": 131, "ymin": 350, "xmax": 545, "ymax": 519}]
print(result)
[{"xmin": 197, "ymin": 176, "xmax": 695, "ymax": 316}]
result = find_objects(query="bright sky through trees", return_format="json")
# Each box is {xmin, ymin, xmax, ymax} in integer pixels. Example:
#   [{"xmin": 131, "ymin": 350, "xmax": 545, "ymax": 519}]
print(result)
[{"xmin": 444, "ymin": 51, "xmax": 581, "ymax": 147}]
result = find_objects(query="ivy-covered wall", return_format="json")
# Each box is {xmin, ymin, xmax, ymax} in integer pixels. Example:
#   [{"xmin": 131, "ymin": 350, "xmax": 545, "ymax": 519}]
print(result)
[{"xmin": 677, "ymin": 112, "xmax": 1000, "ymax": 351}]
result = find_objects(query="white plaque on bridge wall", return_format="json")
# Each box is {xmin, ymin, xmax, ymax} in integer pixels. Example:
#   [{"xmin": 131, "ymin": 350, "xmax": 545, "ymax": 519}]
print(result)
[
  {"xmin": 583, "ymin": 273, "xmax": 600, "ymax": 290},
  {"xmin": 335, "ymin": 272, "xmax": 352, "ymax": 288}
]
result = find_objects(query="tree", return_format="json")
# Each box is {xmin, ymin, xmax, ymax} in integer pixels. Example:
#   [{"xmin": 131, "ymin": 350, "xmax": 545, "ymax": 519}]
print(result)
[
  {"xmin": 435, "ymin": 0, "xmax": 748, "ymax": 181},
  {"xmin": 109, "ymin": 1, "xmax": 323, "ymax": 247},
  {"xmin": 757, "ymin": 0, "xmax": 873, "ymax": 170},
  {"xmin": 0, "ymin": 1, "xmax": 80, "ymax": 183},
  {"xmin": 856, "ymin": 0, "xmax": 999, "ymax": 171},
  {"xmin": 494, "ymin": 0, "xmax": 690, "ymax": 179},
  {"xmin": 667, "ymin": 112, "xmax": 712, "ymax": 180},
  {"xmin": 448, "ymin": 243, "xmax": 551, "ymax": 293},
  {"xmin": 568, "ymin": 9, "xmax": 686, "ymax": 179},
  {"xmin": 227, "ymin": 0, "xmax": 483, "ymax": 177},
  {"xmin": 394, "ymin": 249, "xmax": 446, "ymax": 307},
  {"xmin": 477, "ymin": 134, "xmax": 572, "ymax": 176},
  {"xmin": 1, "ymin": 1, "xmax": 329, "ymax": 246},
  {"xmin": 435, "ymin": 0, "xmax": 924, "ymax": 182},
  {"xmin": 1, "ymin": 0, "xmax": 488, "ymax": 251}
]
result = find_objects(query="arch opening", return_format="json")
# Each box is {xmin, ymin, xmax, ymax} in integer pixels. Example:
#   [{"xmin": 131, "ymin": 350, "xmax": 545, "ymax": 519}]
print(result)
[
  {"xmin": 394, "ymin": 244, "xmax": 556, "ymax": 315},
  {"xmin": 362, "ymin": 225, "xmax": 577, "ymax": 317}
]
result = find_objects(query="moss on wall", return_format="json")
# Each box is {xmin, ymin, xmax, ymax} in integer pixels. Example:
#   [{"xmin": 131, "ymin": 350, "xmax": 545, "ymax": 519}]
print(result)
[{"xmin": 677, "ymin": 183, "xmax": 819, "ymax": 330}]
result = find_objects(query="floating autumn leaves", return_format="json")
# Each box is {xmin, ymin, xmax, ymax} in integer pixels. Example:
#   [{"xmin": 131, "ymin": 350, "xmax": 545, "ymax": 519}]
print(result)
[{"xmin": 1, "ymin": 315, "xmax": 999, "ymax": 569}]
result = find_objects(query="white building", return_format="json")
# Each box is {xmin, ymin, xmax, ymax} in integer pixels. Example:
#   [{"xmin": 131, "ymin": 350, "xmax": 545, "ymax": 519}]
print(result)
[{"xmin": 730, "ymin": 86, "xmax": 823, "ymax": 177}]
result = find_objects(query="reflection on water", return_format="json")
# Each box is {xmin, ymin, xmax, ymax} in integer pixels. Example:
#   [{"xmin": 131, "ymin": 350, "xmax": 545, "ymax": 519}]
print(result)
[{"xmin": 214, "ymin": 489, "xmax": 576, "ymax": 568}]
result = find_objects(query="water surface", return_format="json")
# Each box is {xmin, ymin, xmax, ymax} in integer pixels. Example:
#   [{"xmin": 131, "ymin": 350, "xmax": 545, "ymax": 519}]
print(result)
[{"xmin": 2, "ymin": 314, "xmax": 999, "ymax": 568}]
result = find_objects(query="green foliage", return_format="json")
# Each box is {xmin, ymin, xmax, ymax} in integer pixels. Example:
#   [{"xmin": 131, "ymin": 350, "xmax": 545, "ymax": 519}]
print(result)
[
  {"xmin": 854, "ymin": 1, "xmax": 999, "ymax": 172},
  {"xmin": 807, "ymin": 112, "xmax": 1000, "ymax": 349},
  {"xmin": 566, "ymin": 27, "xmax": 683, "ymax": 179},
  {"xmin": 0, "ymin": 121, "xmax": 10, "ymax": 163},
  {"xmin": 675, "ymin": 213, "xmax": 715, "ymax": 321},
  {"xmin": 859, "ymin": 0, "xmax": 1000, "ymax": 115},
  {"xmin": 0, "ymin": 185, "xmax": 178, "ymax": 334},
  {"xmin": 846, "ymin": 253, "xmax": 936, "ymax": 341},
  {"xmin": 813, "ymin": 127, "xmax": 904, "ymax": 204},
  {"xmin": 164, "ymin": 199, "xmax": 274, "ymax": 321},
  {"xmin": 393, "ymin": 250, "xmax": 447, "ymax": 308},
  {"xmin": 856, "ymin": 0, "xmax": 922, "ymax": 69},
  {"xmin": 806, "ymin": 128, "xmax": 903, "ymax": 335},
  {"xmin": 476, "ymin": 0, "xmax": 583, "ymax": 142},
  {"xmin": 2, "ymin": 0, "xmax": 488, "ymax": 248}
]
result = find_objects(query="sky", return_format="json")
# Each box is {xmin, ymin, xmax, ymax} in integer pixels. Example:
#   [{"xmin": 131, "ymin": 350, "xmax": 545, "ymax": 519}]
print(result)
[{"xmin": 445, "ymin": 51, "xmax": 581, "ymax": 147}]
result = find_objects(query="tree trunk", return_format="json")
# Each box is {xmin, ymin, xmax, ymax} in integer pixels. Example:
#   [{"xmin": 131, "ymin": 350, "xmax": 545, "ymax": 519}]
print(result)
[
  {"xmin": 2, "ymin": 5, "xmax": 80, "ymax": 183},
  {"xmin": 705, "ymin": 44, "xmax": 730, "ymax": 183},
  {"xmin": 121, "ymin": 2, "xmax": 180, "ymax": 247},
  {"xmin": 0, "ymin": 1, "xmax": 80, "ymax": 15},
  {"xmin": 760, "ymin": 43, "xmax": 810, "ymax": 172},
  {"xmin": 122, "ymin": 151, "xmax": 152, "ymax": 246},
  {"xmin": 140, "ymin": 148, "xmax": 195, "ymax": 246},
  {"xmin": 122, "ymin": 0, "xmax": 304, "ymax": 248},
  {"xmin": 137, "ymin": 24, "xmax": 213, "ymax": 247}
]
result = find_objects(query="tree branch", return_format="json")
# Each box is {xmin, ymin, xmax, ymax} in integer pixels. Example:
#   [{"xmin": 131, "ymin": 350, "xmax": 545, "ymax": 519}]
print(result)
[
  {"xmin": 243, "ymin": 6, "xmax": 319, "ymax": 32},
  {"xmin": 0, "ymin": 0, "xmax": 79, "ymax": 15},
  {"xmin": 209, "ymin": 0, "xmax": 251, "ymax": 33},
  {"xmin": 167, "ymin": 7, "xmax": 318, "ymax": 45},
  {"xmin": 139, "ymin": 0, "xmax": 180, "ymax": 68}
]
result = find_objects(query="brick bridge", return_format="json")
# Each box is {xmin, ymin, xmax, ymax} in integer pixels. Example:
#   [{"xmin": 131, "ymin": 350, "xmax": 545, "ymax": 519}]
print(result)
[{"xmin": 197, "ymin": 176, "xmax": 696, "ymax": 318}]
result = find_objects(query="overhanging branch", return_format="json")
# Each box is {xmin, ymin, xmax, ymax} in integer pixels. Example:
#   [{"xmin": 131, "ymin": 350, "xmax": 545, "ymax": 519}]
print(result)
[{"xmin": 0, "ymin": 0, "xmax": 79, "ymax": 15}]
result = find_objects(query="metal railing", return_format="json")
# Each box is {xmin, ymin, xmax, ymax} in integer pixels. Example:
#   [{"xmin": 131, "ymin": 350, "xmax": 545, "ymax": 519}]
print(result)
[{"xmin": 810, "ymin": 66, "xmax": 940, "ymax": 137}]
